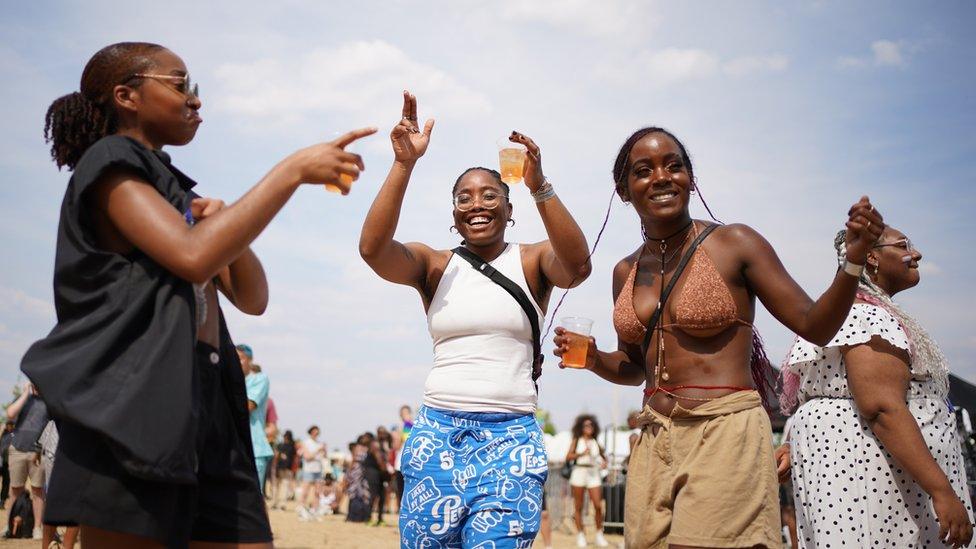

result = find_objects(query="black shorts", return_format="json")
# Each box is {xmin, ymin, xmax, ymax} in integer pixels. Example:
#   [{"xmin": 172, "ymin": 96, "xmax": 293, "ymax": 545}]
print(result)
[{"xmin": 44, "ymin": 343, "xmax": 272, "ymax": 547}]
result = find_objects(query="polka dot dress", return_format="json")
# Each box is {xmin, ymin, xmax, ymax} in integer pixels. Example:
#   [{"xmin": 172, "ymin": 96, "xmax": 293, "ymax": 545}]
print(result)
[{"xmin": 785, "ymin": 304, "xmax": 975, "ymax": 547}]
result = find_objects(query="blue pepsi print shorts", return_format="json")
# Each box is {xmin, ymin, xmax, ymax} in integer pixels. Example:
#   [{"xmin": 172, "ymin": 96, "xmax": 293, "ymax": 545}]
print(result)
[{"xmin": 399, "ymin": 406, "xmax": 548, "ymax": 549}]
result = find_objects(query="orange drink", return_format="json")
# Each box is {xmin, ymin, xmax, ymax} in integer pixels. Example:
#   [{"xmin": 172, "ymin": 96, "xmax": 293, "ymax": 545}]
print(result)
[
  {"xmin": 497, "ymin": 138, "xmax": 527, "ymax": 184},
  {"xmin": 560, "ymin": 317, "xmax": 593, "ymax": 369},
  {"xmin": 325, "ymin": 173, "xmax": 354, "ymax": 194},
  {"xmin": 499, "ymin": 148, "xmax": 526, "ymax": 184}
]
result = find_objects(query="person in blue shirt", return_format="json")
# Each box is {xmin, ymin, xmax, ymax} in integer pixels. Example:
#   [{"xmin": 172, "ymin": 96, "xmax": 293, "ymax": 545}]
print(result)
[{"xmin": 237, "ymin": 344, "xmax": 273, "ymax": 490}]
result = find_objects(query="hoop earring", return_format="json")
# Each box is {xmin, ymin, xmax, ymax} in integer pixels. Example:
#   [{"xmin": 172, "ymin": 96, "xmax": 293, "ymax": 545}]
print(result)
[
  {"xmin": 507, "ymin": 219, "xmax": 515, "ymax": 227},
  {"xmin": 449, "ymin": 225, "xmax": 459, "ymax": 234}
]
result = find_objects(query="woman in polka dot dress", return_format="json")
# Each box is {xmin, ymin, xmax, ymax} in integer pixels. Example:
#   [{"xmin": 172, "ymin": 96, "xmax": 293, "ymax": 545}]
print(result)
[{"xmin": 783, "ymin": 227, "xmax": 974, "ymax": 548}]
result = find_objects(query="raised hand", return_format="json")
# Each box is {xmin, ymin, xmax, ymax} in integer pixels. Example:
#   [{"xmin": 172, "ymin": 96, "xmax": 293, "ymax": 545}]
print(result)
[
  {"xmin": 844, "ymin": 196, "xmax": 885, "ymax": 264},
  {"xmin": 391, "ymin": 91, "xmax": 435, "ymax": 163},
  {"xmin": 289, "ymin": 127, "xmax": 378, "ymax": 194},
  {"xmin": 509, "ymin": 131, "xmax": 544, "ymax": 192}
]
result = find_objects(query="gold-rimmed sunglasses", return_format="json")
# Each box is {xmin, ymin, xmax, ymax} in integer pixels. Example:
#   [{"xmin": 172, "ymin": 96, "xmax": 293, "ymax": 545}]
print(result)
[{"xmin": 132, "ymin": 73, "xmax": 199, "ymax": 99}]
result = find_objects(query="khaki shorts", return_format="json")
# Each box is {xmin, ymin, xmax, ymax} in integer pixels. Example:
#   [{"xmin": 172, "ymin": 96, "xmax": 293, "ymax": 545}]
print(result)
[
  {"xmin": 625, "ymin": 390, "xmax": 781, "ymax": 548},
  {"xmin": 8, "ymin": 446, "xmax": 45, "ymax": 489}
]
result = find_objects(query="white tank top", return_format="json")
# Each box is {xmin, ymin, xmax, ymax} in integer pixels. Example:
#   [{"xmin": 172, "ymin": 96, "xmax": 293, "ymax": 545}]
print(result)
[{"xmin": 424, "ymin": 243, "xmax": 543, "ymax": 413}]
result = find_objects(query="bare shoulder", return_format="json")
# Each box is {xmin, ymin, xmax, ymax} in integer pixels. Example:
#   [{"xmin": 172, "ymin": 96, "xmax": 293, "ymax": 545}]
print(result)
[
  {"xmin": 412, "ymin": 243, "xmax": 452, "ymax": 271},
  {"xmin": 516, "ymin": 240, "xmax": 552, "ymax": 273},
  {"xmin": 518, "ymin": 240, "xmax": 548, "ymax": 257},
  {"xmin": 709, "ymin": 222, "xmax": 764, "ymax": 245},
  {"xmin": 612, "ymin": 247, "xmax": 641, "ymax": 297},
  {"xmin": 708, "ymin": 222, "xmax": 774, "ymax": 257},
  {"xmin": 613, "ymin": 247, "xmax": 641, "ymax": 279}
]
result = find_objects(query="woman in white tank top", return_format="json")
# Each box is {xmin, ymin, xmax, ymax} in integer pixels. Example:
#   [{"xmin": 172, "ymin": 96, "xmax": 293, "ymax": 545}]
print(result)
[{"xmin": 359, "ymin": 92, "xmax": 591, "ymax": 548}]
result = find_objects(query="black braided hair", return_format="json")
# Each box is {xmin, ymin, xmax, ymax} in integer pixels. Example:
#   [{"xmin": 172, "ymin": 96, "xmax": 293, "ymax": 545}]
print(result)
[
  {"xmin": 451, "ymin": 167, "xmax": 510, "ymax": 197},
  {"xmin": 44, "ymin": 42, "xmax": 165, "ymax": 170}
]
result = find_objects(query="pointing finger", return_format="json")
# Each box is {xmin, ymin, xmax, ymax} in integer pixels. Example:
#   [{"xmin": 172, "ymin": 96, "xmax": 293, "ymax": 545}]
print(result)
[{"xmin": 332, "ymin": 126, "xmax": 379, "ymax": 148}]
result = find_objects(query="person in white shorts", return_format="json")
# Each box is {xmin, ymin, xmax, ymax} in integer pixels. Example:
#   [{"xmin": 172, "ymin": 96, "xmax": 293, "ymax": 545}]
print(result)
[{"xmin": 565, "ymin": 414, "xmax": 609, "ymax": 547}]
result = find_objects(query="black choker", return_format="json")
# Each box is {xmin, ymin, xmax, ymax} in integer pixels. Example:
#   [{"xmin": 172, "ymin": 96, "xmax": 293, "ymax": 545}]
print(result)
[{"xmin": 645, "ymin": 220, "xmax": 693, "ymax": 243}]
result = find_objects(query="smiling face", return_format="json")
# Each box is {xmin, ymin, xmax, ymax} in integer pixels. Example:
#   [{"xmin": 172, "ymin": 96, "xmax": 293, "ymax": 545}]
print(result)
[
  {"xmin": 621, "ymin": 132, "xmax": 694, "ymax": 224},
  {"xmin": 452, "ymin": 169, "xmax": 512, "ymax": 246},
  {"xmin": 116, "ymin": 48, "xmax": 202, "ymax": 148},
  {"xmin": 869, "ymin": 227, "xmax": 923, "ymax": 295}
]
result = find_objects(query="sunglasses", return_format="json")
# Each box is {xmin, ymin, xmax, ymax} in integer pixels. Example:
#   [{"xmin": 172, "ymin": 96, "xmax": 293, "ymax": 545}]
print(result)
[
  {"xmin": 132, "ymin": 72, "xmax": 199, "ymax": 99},
  {"xmin": 873, "ymin": 238, "xmax": 916, "ymax": 254}
]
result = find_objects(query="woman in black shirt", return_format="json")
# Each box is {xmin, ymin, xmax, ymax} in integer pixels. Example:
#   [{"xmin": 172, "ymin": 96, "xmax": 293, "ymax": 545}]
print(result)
[{"xmin": 21, "ymin": 42, "xmax": 375, "ymax": 548}]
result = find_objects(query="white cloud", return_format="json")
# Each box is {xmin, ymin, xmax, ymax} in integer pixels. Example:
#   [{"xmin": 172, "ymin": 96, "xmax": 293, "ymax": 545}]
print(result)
[
  {"xmin": 0, "ymin": 286, "xmax": 54, "ymax": 319},
  {"xmin": 603, "ymin": 48, "xmax": 788, "ymax": 86},
  {"xmin": 723, "ymin": 54, "xmax": 790, "ymax": 76},
  {"xmin": 496, "ymin": 0, "xmax": 653, "ymax": 38},
  {"xmin": 602, "ymin": 47, "xmax": 720, "ymax": 86},
  {"xmin": 213, "ymin": 40, "xmax": 491, "ymax": 130},
  {"xmin": 837, "ymin": 39, "xmax": 908, "ymax": 69},
  {"xmin": 872, "ymin": 40, "xmax": 905, "ymax": 67}
]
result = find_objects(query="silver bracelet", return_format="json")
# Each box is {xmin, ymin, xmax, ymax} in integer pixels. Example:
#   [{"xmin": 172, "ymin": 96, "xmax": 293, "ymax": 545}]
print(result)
[{"xmin": 531, "ymin": 178, "xmax": 556, "ymax": 203}]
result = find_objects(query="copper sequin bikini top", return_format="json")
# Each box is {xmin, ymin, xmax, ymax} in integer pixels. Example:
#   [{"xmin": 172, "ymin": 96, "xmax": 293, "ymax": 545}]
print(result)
[{"xmin": 613, "ymin": 239, "xmax": 752, "ymax": 345}]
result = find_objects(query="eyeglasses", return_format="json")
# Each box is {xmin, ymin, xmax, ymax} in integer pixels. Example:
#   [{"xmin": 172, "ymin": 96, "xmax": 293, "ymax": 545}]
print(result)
[
  {"xmin": 873, "ymin": 238, "xmax": 916, "ymax": 254},
  {"xmin": 453, "ymin": 191, "xmax": 507, "ymax": 212},
  {"xmin": 132, "ymin": 73, "xmax": 199, "ymax": 99}
]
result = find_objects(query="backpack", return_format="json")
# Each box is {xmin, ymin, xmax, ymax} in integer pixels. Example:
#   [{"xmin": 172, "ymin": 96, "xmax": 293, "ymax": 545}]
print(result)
[{"xmin": 5, "ymin": 490, "xmax": 34, "ymax": 538}]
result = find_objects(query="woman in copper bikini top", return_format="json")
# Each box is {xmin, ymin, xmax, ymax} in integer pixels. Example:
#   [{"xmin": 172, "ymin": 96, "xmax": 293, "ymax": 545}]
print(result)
[
  {"xmin": 613, "ymin": 222, "xmax": 751, "ymax": 343},
  {"xmin": 554, "ymin": 127, "xmax": 884, "ymax": 414},
  {"xmin": 551, "ymin": 127, "xmax": 886, "ymax": 548}
]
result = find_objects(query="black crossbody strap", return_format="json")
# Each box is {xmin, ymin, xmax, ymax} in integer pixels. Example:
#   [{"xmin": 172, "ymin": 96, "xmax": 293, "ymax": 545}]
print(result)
[
  {"xmin": 640, "ymin": 224, "xmax": 720, "ymax": 362},
  {"xmin": 452, "ymin": 246, "xmax": 544, "ymax": 384}
]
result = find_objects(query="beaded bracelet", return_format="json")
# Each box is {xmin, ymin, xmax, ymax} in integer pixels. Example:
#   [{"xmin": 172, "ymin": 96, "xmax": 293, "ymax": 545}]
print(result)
[{"xmin": 531, "ymin": 179, "xmax": 556, "ymax": 203}]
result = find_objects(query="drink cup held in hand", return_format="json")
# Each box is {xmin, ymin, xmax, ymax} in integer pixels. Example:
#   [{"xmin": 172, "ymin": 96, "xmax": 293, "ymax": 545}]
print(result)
[
  {"xmin": 325, "ymin": 173, "xmax": 354, "ymax": 194},
  {"xmin": 496, "ymin": 138, "xmax": 527, "ymax": 184},
  {"xmin": 561, "ymin": 317, "xmax": 593, "ymax": 369},
  {"xmin": 326, "ymin": 131, "xmax": 357, "ymax": 193}
]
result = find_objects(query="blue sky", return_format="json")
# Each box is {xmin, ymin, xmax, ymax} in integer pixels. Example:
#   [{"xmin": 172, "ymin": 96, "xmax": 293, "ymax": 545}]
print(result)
[{"xmin": 2, "ymin": 1, "xmax": 974, "ymax": 450}]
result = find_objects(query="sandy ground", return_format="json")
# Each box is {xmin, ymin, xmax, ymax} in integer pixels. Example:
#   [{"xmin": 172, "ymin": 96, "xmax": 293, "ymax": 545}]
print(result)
[
  {"xmin": 266, "ymin": 507, "xmax": 625, "ymax": 548},
  {"xmin": 0, "ymin": 508, "xmax": 626, "ymax": 548}
]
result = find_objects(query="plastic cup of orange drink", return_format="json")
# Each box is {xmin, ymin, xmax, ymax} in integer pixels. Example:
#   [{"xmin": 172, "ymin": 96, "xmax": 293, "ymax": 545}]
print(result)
[
  {"xmin": 496, "ymin": 138, "xmax": 527, "ymax": 184},
  {"xmin": 326, "ymin": 132, "xmax": 358, "ymax": 193},
  {"xmin": 560, "ymin": 317, "xmax": 593, "ymax": 368}
]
